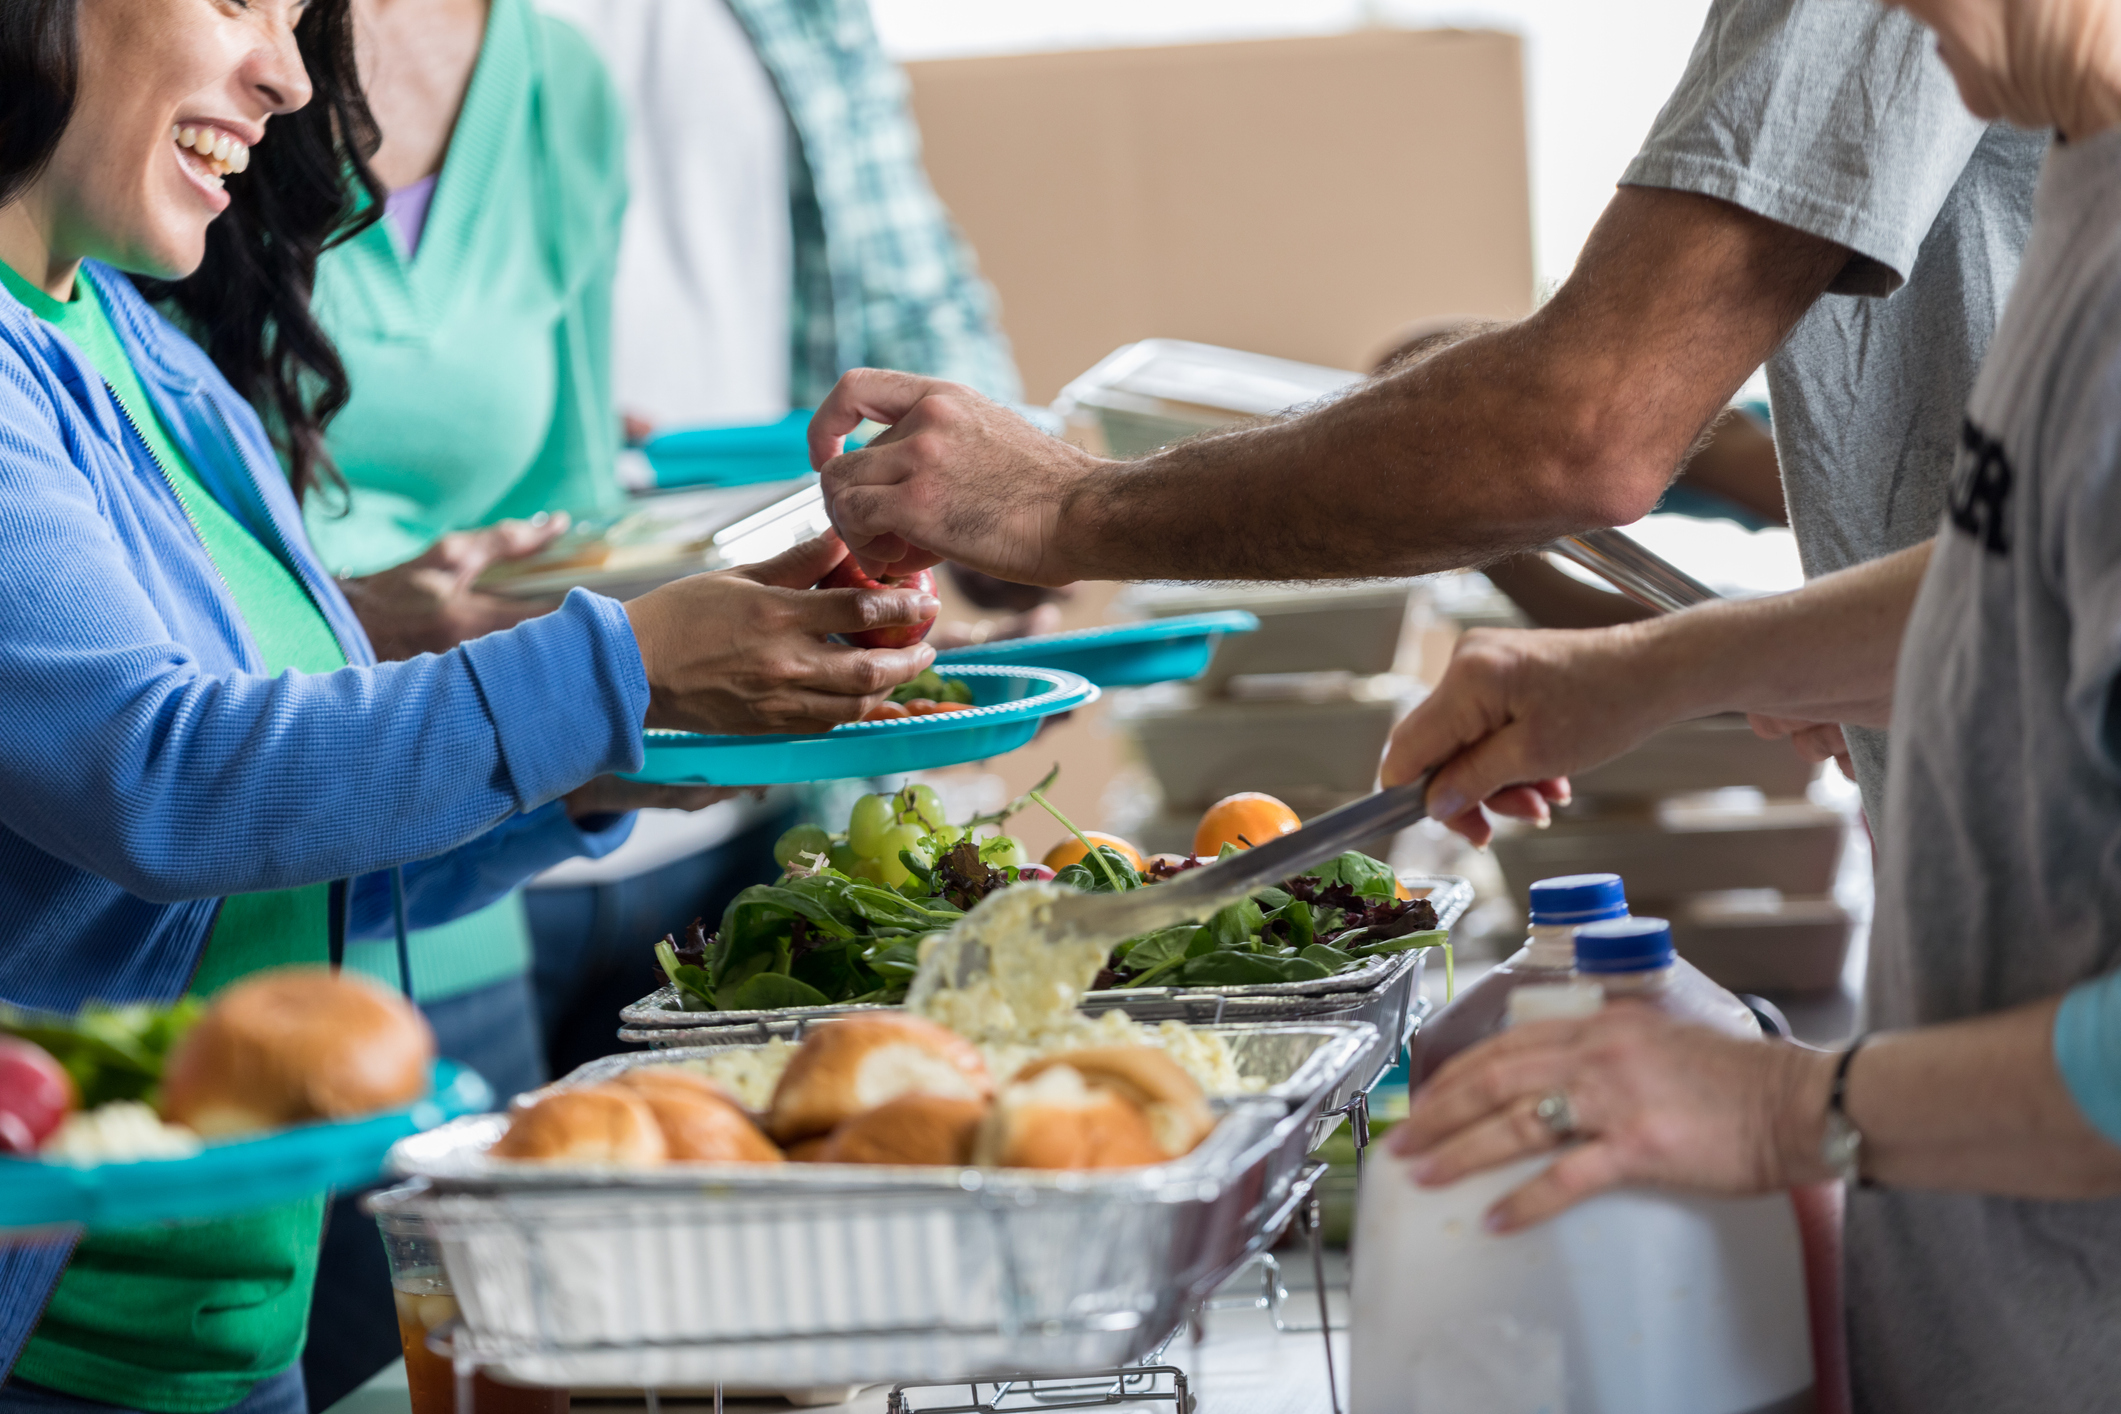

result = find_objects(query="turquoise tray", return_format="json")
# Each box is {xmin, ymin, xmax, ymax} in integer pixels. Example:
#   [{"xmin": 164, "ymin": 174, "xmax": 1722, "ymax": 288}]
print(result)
[
  {"xmin": 627, "ymin": 665, "xmax": 1097, "ymax": 785},
  {"xmin": 643, "ymin": 411, "xmax": 811, "ymax": 490},
  {"xmin": 934, "ymin": 611, "xmax": 1259, "ymax": 687},
  {"xmin": 0, "ymin": 1060, "xmax": 491, "ymax": 1232}
]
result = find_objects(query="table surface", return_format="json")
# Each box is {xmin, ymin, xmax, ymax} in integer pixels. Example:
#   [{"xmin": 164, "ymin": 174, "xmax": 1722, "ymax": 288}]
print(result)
[{"xmin": 323, "ymin": 1254, "xmax": 1350, "ymax": 1414}]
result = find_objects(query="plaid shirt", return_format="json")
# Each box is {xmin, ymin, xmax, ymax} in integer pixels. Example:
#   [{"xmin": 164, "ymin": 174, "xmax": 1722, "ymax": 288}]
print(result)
[{"xmin": 728, "ymin": 0, "xmax": 1022, "ymax": 406}]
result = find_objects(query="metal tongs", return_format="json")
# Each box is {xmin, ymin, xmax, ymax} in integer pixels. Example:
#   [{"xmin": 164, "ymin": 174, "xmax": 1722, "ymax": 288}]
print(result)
[
  {"xmin": 924, "ymin": 776, "xmax": 1436, "ymax": 988},
  {"xmin": 926, "ymin": 528, "xmax": 1716, "ymax": 986}
]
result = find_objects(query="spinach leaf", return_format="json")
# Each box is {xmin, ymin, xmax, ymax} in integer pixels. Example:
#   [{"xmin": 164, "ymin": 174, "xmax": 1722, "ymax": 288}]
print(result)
[
  {"xmin": 863, "ymin": 938, "xmax": 925, "ymax": 980},
  {"xmin": 1208, "ymin": 897, "xmax": 1265, "ymax": 949},
  {"xmin": 1346, "ymin": 927, "xmax": 1451, "ymax": 957},
  {"xmin": 1281, "ymin": 898, "xmax": 1316, "ymax": 949},
  {"xmin": 1054, "ymin": 846, "xmax": 1141, "ymax": 894},
  {"xmin": 1171, "ymin": 951, "xmax": 1299, "ymax": 987},
  {"xmin": 1310, "ymin": 851, "xmax": 1401, "ymax": 902},
  {"xmin": 1299, "ymin": 944, "xmax": 1356, "ymax": 973},
  {"xmin": 791, "ymin": 939, "xmax": 882, "ymax": 1001},
  {"xmin": 1115, "ymin": 926, "xmax": 1198, "ymax": 967},
  {"xmin": 714, "ymin": 973, "xmax": 832, "ymax": 1011}
]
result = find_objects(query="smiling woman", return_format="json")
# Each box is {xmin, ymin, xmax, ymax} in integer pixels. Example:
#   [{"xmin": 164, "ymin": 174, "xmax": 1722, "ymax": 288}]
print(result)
[
  {"xmin": 0, "ymin": 0, "xmax": 939, "ymax": 1409},
  {"xmin": 0, "ymin": 0, "xmax": 383, "ymax": 505}
]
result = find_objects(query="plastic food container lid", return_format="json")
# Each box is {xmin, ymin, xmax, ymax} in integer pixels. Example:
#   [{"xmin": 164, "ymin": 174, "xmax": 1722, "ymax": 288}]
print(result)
[
  {"xmin": 1527, "ymin": 872, "xmax": 1628, "ymax": 926},
  {"xmin": 1573, "ymin": 916, "xmax": 1675, "ymax": 973}
]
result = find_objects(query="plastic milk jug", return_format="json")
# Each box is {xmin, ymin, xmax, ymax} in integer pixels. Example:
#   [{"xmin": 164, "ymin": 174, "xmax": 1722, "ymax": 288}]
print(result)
[
  {"xmin": 1412, "ymin": 872, "xmax": 1629, "ymax": 1084},
  {"xmin": 1352, "ymin": 966, "xmax": 1815, "ymax": 1414}
]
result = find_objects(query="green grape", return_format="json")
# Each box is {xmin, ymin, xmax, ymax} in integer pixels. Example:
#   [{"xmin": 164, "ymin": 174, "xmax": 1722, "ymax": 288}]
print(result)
[
  {"xmin": 977, "ymin": 834, "xmax": 1028, "ymax": 870},
  {"xmin": 876, "ymin": 822, "xmax": 929, "ymax": 887},
  {"xmin": 895, "ymin": 783, "xmax": 946, "ymax": 831},
  {"xmin": 773, "ymin": 823, "xmax": 834, "ymax": 870},
  {"xmin": 847, "ymin": 793, "xmax": 894, "ymax": 857},
  {"xmin": 828, "ymin": 840, "xmax": 863, "ymax": 876}
]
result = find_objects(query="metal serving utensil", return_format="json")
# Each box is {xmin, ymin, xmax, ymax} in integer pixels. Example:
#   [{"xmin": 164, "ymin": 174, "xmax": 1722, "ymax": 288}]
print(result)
[
  {"xmin": 1546, "ymin": 527, "xmax": 1719, "ymax": 613},
  {"xmin": 920, "ymin": 776, "xmax": 1437, "ymax": 992}
]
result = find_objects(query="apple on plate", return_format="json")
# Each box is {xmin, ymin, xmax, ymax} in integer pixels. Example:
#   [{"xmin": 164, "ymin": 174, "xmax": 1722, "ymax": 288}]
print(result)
[
  {"xmin": 815, "ymin": 557, "xmax": 938, "ymax": 650},
  {"xmin": 0, "ymin": 1036, "xmax": 76, "ymax": 1154}
]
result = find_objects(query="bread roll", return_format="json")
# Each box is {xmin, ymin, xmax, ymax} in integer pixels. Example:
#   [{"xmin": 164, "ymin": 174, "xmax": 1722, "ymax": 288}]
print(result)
[
  {"xmin": 975, "ymin": 1065, "xmax": 1167, "ymax": 1170},
  {"xmin": 160, "ymin": 967, "xmax": 434, "ymax": 1137},
  {"xmin": 767, "ymin": 1014, "xmax": 991, "ymax": 1143},
  {"xmin": 635, "ymin": 1087, "xmax": 783, "ymax": 1163},
  {"xmin": 1013, "ymin": 1046, "xmax": 1215, "ymax": 1158},
  {"xmin": 784, "ymin": 1135, "xmax": 831, "ymax": 1163},
  {"xmin": 612, "ymin": 1065, "xmax": 746, "ymax": 1111},
  {"xmin": 814, "ymin": 1095, "xmax": 987, "ymax": 1166},
  {"xmin": 490, "ymin": 1086, "xmax": 667, "ymax": 1165}
]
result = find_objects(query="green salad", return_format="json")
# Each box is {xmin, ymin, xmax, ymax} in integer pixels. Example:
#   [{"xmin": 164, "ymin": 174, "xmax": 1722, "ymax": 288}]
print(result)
[{"xmin": 654, "ymin": 773, "xmax": 1449, "ymax": 1012}]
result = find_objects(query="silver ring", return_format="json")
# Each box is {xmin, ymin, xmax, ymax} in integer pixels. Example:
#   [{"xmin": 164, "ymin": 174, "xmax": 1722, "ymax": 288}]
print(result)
[{"xmin": 1535, "ymin": 1090, "xmax": 1577, "ymax": 1140}]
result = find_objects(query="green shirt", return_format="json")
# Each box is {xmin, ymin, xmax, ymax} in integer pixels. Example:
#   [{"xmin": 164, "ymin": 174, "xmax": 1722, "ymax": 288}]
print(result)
[
  {"xmin": 0, "ymin": 261, "xmax": 344, "ymax": 1411},
  {"xmin": 303, "ymin": 0, "xmax": 627, "ymax": 1001}
]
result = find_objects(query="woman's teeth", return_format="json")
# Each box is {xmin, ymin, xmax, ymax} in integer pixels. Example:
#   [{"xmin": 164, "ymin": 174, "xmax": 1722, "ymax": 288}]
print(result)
[{"xmin": 171, "ymin": 126, "xmax": 251, "ymax": 183}]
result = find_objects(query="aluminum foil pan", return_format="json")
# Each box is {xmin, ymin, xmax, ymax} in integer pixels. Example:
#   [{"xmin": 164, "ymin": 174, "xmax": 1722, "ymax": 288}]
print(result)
[{"xmin": 376, "ymin": 1028, "xmax": 1370, "ymax": 1387}]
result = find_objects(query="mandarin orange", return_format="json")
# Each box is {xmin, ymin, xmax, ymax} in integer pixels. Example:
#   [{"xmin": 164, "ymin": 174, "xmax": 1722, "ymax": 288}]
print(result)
[
  {"xmin": 1042, "ymin": 832, "xmax": 1146, "ymax": 873},
  {"xmin": 1193, "ymin": 792, "xmax": 1301, "ymax": 857}
]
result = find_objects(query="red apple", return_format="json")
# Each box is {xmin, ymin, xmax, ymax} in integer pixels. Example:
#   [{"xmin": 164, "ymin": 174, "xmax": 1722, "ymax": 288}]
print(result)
[
  {"xmin": 816, "ymin": 557, "xmax": 938, "ymax": 649},
  {"xmin": 0, "ymin": 1037, "xmax": 75, "ymax": 1154}
]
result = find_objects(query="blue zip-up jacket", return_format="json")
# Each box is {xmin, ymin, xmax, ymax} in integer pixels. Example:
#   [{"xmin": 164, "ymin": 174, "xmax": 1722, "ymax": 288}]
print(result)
[{"xmin": 0, "ymin": 265, "xmax": 650, "ymax": 1367}]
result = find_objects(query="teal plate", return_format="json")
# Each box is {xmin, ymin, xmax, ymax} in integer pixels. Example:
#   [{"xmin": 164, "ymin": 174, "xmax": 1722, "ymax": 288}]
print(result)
[
  {"xmin": 627, "ymin": 665, "xmax": 1097, "ymax": 785},
  {"xmin": 934, "ymin": 611, "xmax": 1259, "ymax": 688},
  {"xmin": 0, "ymin": 1060, "xmax": 491, "ymax": 1231},
  {"xmin": 643, "ymin": 411, "xmax": 811, "ymax": 490}
]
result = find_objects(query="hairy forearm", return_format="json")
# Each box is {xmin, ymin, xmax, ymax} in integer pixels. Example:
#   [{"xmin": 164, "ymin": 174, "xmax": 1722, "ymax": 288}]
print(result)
[
  {"xmin": 1779, "ymin": 1000, "xmax": 2121, "ymax": 1198},
  {"xmin": 1050, "ymin": 189, "xmax": 1847, "ymax": 583},
  {"xmin": 1622, "ymin": 540, "xmax": 1933, "ymax": 728}
]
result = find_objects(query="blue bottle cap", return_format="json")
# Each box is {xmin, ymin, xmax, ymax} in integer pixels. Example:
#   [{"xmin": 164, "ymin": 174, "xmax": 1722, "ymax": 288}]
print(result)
[
  {"xmin": 1573, "ymin": 916, "xmax": 1676, "ymax": 973},
  {"xmin": 1526, "ymin": 873, "xmax": 1628, "ymax": 926}
]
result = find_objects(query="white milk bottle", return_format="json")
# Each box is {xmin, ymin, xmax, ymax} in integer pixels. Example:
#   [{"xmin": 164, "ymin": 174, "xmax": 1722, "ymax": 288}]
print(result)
[
  {"xmin": 1351, "ymin": 967, "xmax": 1815, "ymax": 1414},
  {"xmin": 1411, "ymin": 872, "xmax": 1629, "ymax": 1085}
]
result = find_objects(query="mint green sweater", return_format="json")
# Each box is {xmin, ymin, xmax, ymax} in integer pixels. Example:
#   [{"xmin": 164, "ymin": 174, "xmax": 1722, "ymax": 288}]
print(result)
[{"xmin": 303, "ymin": 0, "xmax": 628, "ymax": 999}]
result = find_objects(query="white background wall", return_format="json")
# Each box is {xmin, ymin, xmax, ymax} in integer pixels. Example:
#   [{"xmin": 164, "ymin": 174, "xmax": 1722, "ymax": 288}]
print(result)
[{"xmin": 869, "ymin": 0, "xmax": 1716, "ymax": 291}]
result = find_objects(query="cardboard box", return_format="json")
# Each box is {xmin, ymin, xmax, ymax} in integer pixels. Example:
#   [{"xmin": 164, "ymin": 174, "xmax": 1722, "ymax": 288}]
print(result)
[{"xmin": 905, "ymin": 29, "xmax": 1535, "ymax": 403}]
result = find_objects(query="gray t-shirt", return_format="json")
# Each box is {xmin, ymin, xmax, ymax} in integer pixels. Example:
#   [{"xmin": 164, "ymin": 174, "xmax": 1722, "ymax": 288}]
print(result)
[
  {"xmin": 1858, "ymin": 128, "xmax": 2121, "ymax": 1414},
  {"xmin": 1621, "ymin": 0, "xmax": 2045, "ymax": 822}
]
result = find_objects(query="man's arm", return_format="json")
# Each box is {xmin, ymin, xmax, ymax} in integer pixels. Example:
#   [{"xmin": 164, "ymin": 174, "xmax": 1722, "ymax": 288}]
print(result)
[
  {"xmin": 816, "ymin": 187, "xmax": 1849, "ymax": 584},
  {"xmin": 1383, "ymin": 541, "xmax": 1932, "ymax": 840}
]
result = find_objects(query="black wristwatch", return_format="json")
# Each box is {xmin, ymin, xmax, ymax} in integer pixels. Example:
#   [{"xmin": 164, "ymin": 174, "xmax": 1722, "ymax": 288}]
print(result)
[{"xmin": 1821, "ymin": 1034, "xmax": 1869, "ymax": 1186}]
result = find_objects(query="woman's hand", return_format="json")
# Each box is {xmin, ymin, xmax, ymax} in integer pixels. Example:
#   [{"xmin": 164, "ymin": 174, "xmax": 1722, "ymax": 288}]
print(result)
[
  {"xmin": 1387, "ymin": 1004, "xmax": 1836, "ymax": 1232},
  {"xmin": 340, "ymin": 516, "xmax": 571, "ymax": 660},
  {"xmin": 564, "ymin": 780, "xmax": 759, "ymax": 821},
  {"xmin": 624, "ymin": 533, "xmax": 939, "ymax": 735},
  {"xmin": 1381, "ymin": 624, "xmax": 1669, "ymax": 844}
]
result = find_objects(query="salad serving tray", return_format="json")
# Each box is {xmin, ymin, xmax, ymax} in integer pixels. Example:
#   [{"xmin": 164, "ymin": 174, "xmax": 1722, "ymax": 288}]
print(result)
[
  {"xmin": 933, "ymin": 612, "xmax": 1260, "ymax": 689},
  {"xmin": 618, "ymin": 874, "xmax": 1470, "ymax": 1036},
  {"xmin": 625, "ymin": 665, "xmax": 1097, "ymax": 786},
  {"xmin": 0, "ymin": 1060, "xmax": 490, "ymax": 1232}
]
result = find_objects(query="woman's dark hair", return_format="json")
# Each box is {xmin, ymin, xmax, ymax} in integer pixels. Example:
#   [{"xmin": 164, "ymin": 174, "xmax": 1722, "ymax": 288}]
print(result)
[{"xmin": 0, "ymin": 0, "xmax": 383, "ymax": 504}]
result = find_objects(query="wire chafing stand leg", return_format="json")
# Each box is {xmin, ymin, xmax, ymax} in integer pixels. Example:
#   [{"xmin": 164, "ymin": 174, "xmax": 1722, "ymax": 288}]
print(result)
[
  {"xmin": 1303, "ymin": 1190, "xmax": 1342, "ymax": 1414},
  {"xmin": 1349, "ymin": 1088, "xmax": 1371, "ymax": 1182},
  {"xmin": 886, "ymin": 1366, "xmax": 1189, "ymax": 1414}
]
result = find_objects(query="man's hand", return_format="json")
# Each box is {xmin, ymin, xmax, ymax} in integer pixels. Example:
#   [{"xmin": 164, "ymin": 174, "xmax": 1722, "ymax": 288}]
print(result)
[
  {"xmin": 624, "ymin": 533, "xmax": 939, "ymax": 735},
  {"xmin": 340, "ymin": 516, "xmax": 571, "ymax": 660},
  {"xmin": 1387, "ymin": 1005, "xmax": 1835, "ymax": 1232},
  {"xmin": 1381, "ymin": 625, "xmax": 1668, "ymax": 845},
  {"xmin": 810, "ymin": 370, "xmax": 1103, "ymax": 584}
]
